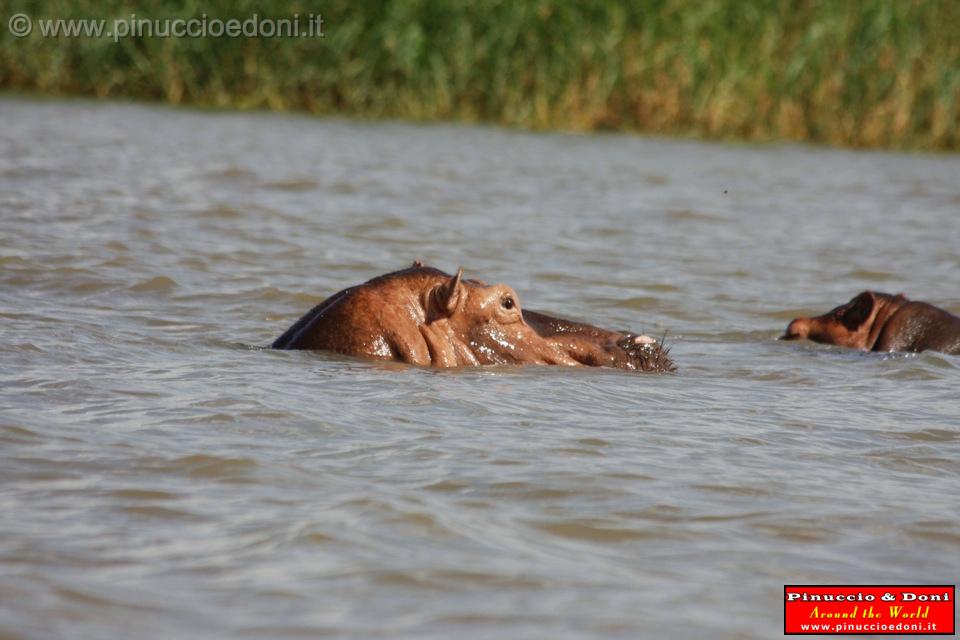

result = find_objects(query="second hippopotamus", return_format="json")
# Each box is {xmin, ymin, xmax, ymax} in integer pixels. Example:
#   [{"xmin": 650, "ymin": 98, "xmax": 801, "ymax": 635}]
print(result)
[
  {"xmin": 273, "ymin": 262, "xmax": 674, "ymax": 372},
  {"xmin": 781, "ymin": 290, "xmax": 960, "ymax": 355}
]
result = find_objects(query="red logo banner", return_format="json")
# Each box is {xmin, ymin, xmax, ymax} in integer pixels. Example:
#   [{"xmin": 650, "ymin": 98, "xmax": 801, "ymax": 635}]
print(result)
[{"xmin": 784, "ymin": 585, "xmax": 955, "ymax": 635}]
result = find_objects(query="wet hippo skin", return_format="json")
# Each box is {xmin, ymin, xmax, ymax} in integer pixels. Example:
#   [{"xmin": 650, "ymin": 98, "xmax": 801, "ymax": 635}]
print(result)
[
  {"xmin": 273, "ymin": 263, "xmax": 674, "ymax": 372},
  {"xmin": 781, "ymin": 290, "xmax": 960, "ymax": 355}
]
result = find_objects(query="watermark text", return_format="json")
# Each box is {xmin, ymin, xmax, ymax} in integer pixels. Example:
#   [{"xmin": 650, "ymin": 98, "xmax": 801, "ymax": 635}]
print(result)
[{"xmin": 7, "ymin": 13, "xmax": 324, "ymax": 43}]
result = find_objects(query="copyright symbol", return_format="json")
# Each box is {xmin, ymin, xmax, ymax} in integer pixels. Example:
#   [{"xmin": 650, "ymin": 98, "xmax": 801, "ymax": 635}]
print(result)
[{"xmin": 8, "ymin": 13, "xmax": 32, "ymax": 37}]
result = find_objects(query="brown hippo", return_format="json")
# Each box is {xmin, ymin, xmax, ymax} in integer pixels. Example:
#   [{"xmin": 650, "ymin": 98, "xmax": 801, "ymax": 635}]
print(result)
[
  {"xmin": 273, "ymin": 263, "xmax": 674, "ymax": 372},
  {"xmin": 781, "ymin": 290, "xmax": 960, "ymax": 355}
]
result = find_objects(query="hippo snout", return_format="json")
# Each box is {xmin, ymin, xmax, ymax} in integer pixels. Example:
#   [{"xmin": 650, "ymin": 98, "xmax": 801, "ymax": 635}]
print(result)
[{"xmin": 780, "ymin": 318, "xmax": 808, "ymax": 341}]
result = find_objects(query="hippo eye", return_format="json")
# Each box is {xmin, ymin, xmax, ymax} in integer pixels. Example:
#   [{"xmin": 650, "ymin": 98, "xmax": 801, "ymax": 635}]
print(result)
[{"xmin": 502, "ymin": 296, "xmax": 515, "ymax": 310}]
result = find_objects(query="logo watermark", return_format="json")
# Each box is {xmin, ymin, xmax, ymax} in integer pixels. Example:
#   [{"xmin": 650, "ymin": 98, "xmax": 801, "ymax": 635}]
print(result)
[
  {"xmin": 7, "ymin": 13, "xmax": 324, "ymax": 42},
  {"xmin": 784, "ymin": 585, "xmax": 955, "ymax": 635}
]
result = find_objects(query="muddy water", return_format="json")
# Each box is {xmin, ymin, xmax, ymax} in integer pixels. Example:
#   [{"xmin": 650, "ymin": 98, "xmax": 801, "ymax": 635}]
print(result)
[{"xmin": 1, "ymin": 97, "xmax": 958, "ymax": 639}]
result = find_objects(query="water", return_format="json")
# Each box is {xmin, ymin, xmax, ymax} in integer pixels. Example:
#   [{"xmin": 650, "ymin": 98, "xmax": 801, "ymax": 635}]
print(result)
[{"xmin": 1, "ymin": 96, "xmax": 958, "ymax": 639}]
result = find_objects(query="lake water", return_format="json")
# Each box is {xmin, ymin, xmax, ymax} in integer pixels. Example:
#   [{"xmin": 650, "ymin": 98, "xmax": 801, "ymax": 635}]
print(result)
[{"xmin": 1, "ymin": 97, "xmax": 958, "ymax": 639}]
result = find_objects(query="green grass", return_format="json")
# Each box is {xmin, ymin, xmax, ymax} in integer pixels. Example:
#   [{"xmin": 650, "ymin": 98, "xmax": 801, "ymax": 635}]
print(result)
[{"xmin": 2, "ymin": 0, "xmax": 959, "ymax": 149}]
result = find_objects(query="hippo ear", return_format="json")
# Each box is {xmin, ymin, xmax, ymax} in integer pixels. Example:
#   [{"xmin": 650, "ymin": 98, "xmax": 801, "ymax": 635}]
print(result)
[
  {"xmin": 411, "ymin": 259, "xmax": 424, "ymax": 268},
  {"xmin": 841, "ymin": 291, "xmax": 875, "ymax": 330},
  {"xmin": 437, "ymin": 267, "xmax": 465, "ymax": 316}
]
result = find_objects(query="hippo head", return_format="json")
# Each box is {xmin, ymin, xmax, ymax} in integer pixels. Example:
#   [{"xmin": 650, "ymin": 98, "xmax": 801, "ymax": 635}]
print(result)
[
  {"xmin": 420, "ymin": 267, "xmax": 674, "ymax": 371},
  {"xmin": 781, "ymin": 291, "xmax": 907, "ymax": 350}
]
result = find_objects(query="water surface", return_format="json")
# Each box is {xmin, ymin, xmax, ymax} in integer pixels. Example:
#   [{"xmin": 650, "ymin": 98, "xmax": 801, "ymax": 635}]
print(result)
[{"xmin": 1, "ymin": 97, "xmax": 958, "ymax": 639}]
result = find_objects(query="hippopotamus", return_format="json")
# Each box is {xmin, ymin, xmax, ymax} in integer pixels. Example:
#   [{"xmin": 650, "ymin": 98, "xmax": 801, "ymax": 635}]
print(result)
[
  {"xmin": 273, "ymin": 262, "xmax": 674, "ymax": 372},
  {"xmin": 781, "ymin": 290, "xmax": 960, "ymax": 355}
]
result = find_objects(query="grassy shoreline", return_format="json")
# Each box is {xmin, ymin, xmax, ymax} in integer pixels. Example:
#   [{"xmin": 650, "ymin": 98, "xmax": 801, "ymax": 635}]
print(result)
[{"xmin": 2, "ymin": 1, "xmax": 958, "ymax": 150}]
